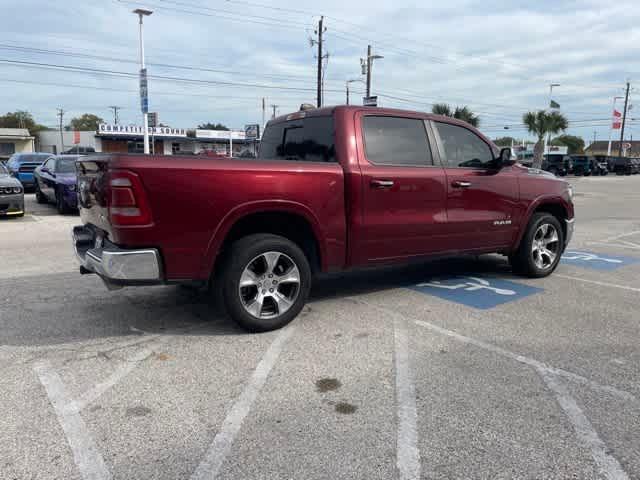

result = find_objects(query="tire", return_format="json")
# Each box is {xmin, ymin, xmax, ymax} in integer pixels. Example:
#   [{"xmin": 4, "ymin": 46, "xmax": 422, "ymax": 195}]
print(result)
[
  {"xmin": 220, "ymin": 233, "xmax": 311, "ymax": 332},
  {"xmin": 510, "ymin": 212, "xmax": 564, "ymax": 278},
  {"xmin": 35, "ymin": 184, "xmax": 46, "ymax": 204},
  {"xmin": 56, "ymin": 188, "xmax": 71, "ymax": 214}
]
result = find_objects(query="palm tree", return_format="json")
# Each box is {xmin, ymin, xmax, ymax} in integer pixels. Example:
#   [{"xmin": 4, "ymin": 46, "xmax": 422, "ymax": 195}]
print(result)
[
  {"xmin": 431, "ymin": 103, "xmax": 480, "ymax": 127},
  {"xmin": 523, "ymin": 110, "xmax": 569, "ymax": 169}
]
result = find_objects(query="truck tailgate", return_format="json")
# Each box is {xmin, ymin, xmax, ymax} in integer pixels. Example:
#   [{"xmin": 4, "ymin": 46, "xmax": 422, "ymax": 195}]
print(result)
[{"xmin": 76, "ymin": 155, "xmax": 113, "ymax": 237}]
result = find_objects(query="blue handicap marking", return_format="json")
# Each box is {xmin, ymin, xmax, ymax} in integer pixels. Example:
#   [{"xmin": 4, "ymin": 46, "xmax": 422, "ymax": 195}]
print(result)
[
  {"xmin": 561, "ymin": 250, "xmax": 639, "ymax": 271},
  {"xmin": 410, "ymin": 276, "xmax": 543, "ymax": 309}
]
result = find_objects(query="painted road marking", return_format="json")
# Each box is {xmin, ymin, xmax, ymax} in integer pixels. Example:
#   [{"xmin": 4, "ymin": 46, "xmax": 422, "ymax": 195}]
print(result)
[
  {"xmin": 555, "ymin": 274, "xmax": 640, "ymax": 293},
  {"xmin": 34, "ymin": 362, "xmax": 112, "ymax": 480},
  {"xmin": 393, "ymin": 316, "xmax": 421, "ymax": 480},
  {"xmin": 411, "ymin": 276, "xmax": 542, "ymax": 309},
  {"xmin": 537, "ymin": 368, "xmax": 629, "ymax": 480},
  {"xmin": 588, "ymin": 241, "xmax": 640, "ymax": 251},
  {"xmin": 562, "ymin": 250, "xmax": 638, "ymax": 271},
  {"xmin": 191, "ymin": 325, "xmax": 296, "ymax": 480}
]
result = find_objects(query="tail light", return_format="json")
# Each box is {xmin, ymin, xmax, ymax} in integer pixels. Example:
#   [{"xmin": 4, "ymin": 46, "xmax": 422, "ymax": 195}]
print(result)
[{"xmin": 108, "ymin": 170, "xmax": 153, "ymax": 226}]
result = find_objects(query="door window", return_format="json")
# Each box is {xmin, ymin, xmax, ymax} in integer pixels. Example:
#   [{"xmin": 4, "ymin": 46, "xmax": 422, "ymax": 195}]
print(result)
[
  {"xmin": 362, "ymin": 116, "xmax": 432, "ymax": 166},
  {"xmin": 434, "ymin": 122, "xmax": 494, "ymax": 168},
  {"xmin": 43, "ymin": 158, "xmax": 55, "ymax": 172}
]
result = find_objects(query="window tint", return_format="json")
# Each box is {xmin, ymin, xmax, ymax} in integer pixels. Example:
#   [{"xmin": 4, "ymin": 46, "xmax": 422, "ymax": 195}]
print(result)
[
  {"xmin": 435, "ymin": 122, "xmax": 494, "ymax": 168},
  {"xmin": 57, "ymin": 159, "xmax": 77, "ymax": 173},
  {"xmin": 259, "ymin": 116, "xmax": 335, "ymax": 162},
  {"xmin": 362, "ymin": 116, "xmax": 432, "ymax": 166}
]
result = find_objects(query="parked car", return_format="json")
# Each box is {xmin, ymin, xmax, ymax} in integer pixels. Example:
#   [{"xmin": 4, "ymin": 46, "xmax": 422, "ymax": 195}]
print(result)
[
  {"xmin": 541, "ymin": 154, "xmax": 569, "ymax": 176},
  {"xmin": 631, "ymin": 158, "xmax": 640, "ymax": 174},
  {"xmin": 34, "ymin": 155, "xmax": 80, "ymax": 213},
  {"xmin": 0, "ymin": 162, "xmax": 24, "ymax": 217},
  {"xmin": 5, "ymin": 152, "xmax": 51, "ymax": 190},
  {"xmin": 63, "ymin": 146, "xmax": 95, "ymax": 154},
  {"xmin": 611, "ymin": 156, "xmax": 637, "ymax": 175},
  {"xmin": 569, "ymin": 155, "xmax": 593, "ymax": 176},
  {"xmin": 589, "ymin": 157, "xmax": 609, "ymax": 176},
  {"xmin": 72, "ymin": 106, "xmax": 574, "ymax": 332}
]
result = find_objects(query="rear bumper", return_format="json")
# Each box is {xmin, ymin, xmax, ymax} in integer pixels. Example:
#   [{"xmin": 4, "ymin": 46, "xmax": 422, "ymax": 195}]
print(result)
[
  {"xmin": 72, "ymin": 225, "xmax": 162, "ymax": 287},
  {"xmin": 565, "ymin": 218, "xmax": 574, "ymax": 247}
]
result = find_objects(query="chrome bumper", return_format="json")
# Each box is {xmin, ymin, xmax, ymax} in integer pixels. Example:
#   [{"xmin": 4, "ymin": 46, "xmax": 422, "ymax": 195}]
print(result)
[
  {"xmin": 72, "ymin": 225, "xmax": 162, "ymax": 287},
  {"xmin": 565, "ymin": 218, "xmax": 575, "ymax": 247}
]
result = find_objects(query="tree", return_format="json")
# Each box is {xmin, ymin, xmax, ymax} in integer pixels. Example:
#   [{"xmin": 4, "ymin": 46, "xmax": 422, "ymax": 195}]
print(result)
[
  {"xmin": 551, "ymin": 134, "xmax": 584, "ymax": 155},
  {"xmin": 493, "ymin": 136, "xmax": 516, "ymax": 147},
  {"xmin": 198, "ymin": 122, "xmax": 229, "ymax": 130},
  {"xmin": 522, "ymin": 110, "xmax": 568, "ymax": 169},
  {"xmin": 66, "ymin": 113, "xmax": 104, "ymax": 131},
  {"xmin": 431, "ymin": 103, "xmax": 479, "ymax": 127},
  {"xmin": 0, "ymin": 110, "xmax": 47, "ymax": 132}
]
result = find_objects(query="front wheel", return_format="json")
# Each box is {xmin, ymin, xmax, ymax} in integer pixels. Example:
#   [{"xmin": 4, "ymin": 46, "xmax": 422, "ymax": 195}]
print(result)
[
  {"xmin": 510, "ymin": 213, "xmax": 564, "ymax": 278},
  {"xmin": 56, "ymin": 188, "xmax": 71, "ymax": 214},
  {"xmin": 35, "ymin": 184, "xmax": 46, "ymax": 204},
  {"xmin": 220, "ymin": 234, "xmax": 311, "ymax": 332}
]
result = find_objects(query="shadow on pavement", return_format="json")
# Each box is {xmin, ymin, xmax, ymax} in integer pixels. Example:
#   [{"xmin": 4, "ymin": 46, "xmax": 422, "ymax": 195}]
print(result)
[{"xmin": 1, "ymin": 255, "xmax": 515, "ymax": 347}]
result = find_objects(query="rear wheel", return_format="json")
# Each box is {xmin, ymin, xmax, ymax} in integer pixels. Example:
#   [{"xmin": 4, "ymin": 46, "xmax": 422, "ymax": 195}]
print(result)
[
  {"xmin": 510, "ymin": 212, "xmax": 564, "ymax": 278},
  {"xmin": 220, "ymin": 234, "xmax": 311, "ymax": 332},
  {"xmin": 35, "ymin": 184, "xmax": 46, "ymax": 204}
]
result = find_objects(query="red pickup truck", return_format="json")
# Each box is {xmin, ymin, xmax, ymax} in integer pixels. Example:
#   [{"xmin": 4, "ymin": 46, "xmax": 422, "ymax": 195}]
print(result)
[{"xmin": 73, "ymin": 106, "xmax": 574, "ymax": 331}]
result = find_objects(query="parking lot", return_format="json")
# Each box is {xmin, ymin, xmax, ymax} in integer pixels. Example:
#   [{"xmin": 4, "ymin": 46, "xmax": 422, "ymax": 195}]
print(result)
[{"xmin": 2, "ymin": 176, "xmax": 639, "ymax": 480}]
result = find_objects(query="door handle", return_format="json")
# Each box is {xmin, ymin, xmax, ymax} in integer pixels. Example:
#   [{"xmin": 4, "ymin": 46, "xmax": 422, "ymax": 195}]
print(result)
[
  {"xmin": 451, "ymin": 180, "xmax": 472, "ymax": 188},
  {"xmin": 370, "ymin": 179, "xmax": 395, "ymax": 189}
]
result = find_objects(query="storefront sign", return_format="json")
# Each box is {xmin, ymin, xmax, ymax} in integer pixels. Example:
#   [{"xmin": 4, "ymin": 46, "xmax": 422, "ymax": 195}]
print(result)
[
  {"xmin": 195, "ymin": 129, "xmax": 246, "ymax": 140},
  {"xmin": 98, "ymin": 124, "xmax": 187, "ymax": 137}
]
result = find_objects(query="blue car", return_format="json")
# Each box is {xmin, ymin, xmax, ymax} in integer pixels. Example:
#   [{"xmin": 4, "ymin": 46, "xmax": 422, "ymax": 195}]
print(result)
[
  {"xmin": 34, "ymin": 155, "xmax": 80, "ymax": 213},
  {"xmin": 5, "ymin": 152, "xmax": 51, "ymax": 190}
]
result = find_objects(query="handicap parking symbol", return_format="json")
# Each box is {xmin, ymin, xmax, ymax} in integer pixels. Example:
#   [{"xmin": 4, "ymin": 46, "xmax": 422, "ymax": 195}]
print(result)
[
  {"xmin": 410, "ymin": 276, "xmax": 543, "ymax": 309},
  {"xmin": 561, "ymin": 250, "xmax": 639, "ymax": 271}
]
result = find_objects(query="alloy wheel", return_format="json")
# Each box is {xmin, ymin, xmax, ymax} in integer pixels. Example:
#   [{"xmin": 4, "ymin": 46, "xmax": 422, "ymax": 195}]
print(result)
[
  {"xmin": 531, "ymin": 223, "xmax": 560, "ymax": 270},
  {"xmin": 238, "ymin": 251, "xmax": 301, "ymax": 319}
]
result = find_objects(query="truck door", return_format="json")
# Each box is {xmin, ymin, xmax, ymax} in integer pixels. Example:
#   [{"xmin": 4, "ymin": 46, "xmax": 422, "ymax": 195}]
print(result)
[
  {"xmin": 353, "ymin": 113, "xmax": 448, "ymax": 264},
  {"xmin": 431, "ymin": 120, "xmax": 518, "ymax": 250}
]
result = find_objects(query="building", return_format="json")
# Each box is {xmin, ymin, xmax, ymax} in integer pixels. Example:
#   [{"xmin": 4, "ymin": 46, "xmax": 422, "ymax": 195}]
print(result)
[
  {"xmin": 0, "ymin": 128, "xmax": 35, "ymax": 160},
  {"xmin": 585, "ymin": 141, "xmax": 640, "ymax": 157},
  {"xmin": 36, "ymin": 130, "xmax": 98, "ymax": 154}
]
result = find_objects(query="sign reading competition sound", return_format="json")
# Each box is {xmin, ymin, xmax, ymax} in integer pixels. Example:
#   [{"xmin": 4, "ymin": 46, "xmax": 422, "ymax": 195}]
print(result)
[{"xmin": 98, "ymin": 124, "xmax": 188, "ymax": 137}]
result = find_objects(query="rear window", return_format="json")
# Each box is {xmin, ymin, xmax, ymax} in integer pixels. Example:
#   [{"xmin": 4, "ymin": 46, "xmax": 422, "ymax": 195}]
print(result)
[{"xmin": 259, "ymin": 116, "xmax": 336, "ymax": 162}]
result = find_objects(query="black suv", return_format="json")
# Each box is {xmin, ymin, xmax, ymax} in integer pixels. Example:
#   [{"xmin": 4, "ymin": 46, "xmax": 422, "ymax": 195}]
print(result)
[
  {"xmin": 611, "ymin": 157, "xmax": 639, "ymax": 175},
  {"xmin": 541, "ymin": 154, "xmax": 569, "ymax": 176}
]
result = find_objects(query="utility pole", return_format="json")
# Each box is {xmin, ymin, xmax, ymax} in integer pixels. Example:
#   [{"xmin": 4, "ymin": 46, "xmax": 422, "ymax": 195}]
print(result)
[
  {"xmin": 271, "ymin": 104, "xmax": 278, "ymax": 119},
  {"xmin": 56, "ymin": 108, "xmax": 64, "ymax": 154},
  {"xmin": 311, "ymin": 16, "xmax": 326, "ymax": 108},
  {"xmin": 261, "ymin": 97, "xmax": 266, "ymax": 130},
  {"xmin": 109, "ymin": 106, "xmax": 121, "ymax": 125},
  {"xmin": 593, "ymin": 131, "xmax": 597, "ymax": 145},
  {"xmin": 618, "ymin": 81, "xmax": 631, "ymax": 157},
  {"xmin": 361, "ymin": 46, "xmax": 383, "ymax": 101}
]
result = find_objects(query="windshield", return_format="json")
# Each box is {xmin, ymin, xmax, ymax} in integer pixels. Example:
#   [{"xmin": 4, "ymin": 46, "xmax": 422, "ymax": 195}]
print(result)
[{"xmin": 57, "ymin": 158, "xmax": 78, "ymax": 173}]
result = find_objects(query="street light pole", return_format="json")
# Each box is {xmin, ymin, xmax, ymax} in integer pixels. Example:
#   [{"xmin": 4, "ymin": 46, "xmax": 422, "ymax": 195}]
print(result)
[
  {"xmin": 133, "ymin": 8, "xmax": 152, "ymax": 154},
  {"xmin": 346, "ymin": 79, "xmax": 364, "ymax": 105}
]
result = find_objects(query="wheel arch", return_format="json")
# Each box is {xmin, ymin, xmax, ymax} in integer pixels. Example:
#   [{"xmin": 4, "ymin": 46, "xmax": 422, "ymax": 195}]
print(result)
[
  {"xmin": 514, "ymin": 197, "xmax": 570, "ymax": 251},
  {"xmin": 200, "ymin": 201, "xmax": 326, "ymax": 280}
]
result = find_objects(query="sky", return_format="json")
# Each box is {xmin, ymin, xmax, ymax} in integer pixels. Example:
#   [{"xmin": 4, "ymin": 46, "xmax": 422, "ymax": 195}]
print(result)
[{"xmin": 1, "ymin": 0, "xmax": 639, "ymax": 144}]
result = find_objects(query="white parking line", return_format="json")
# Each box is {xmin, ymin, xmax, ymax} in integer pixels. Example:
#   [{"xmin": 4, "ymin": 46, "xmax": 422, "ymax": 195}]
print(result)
[
  {"xmin": 602, "ymin": 230, "xmax": 640, "ymax": 243},
  {"xmin": 536, "ymin": 367, "xmax": 629, "ymax": 480},
  {"xmin": 393, "ymin": 316, "xmax": 421, "ymax": 480},
  {"xmin": 588, "ymin": 241, "xmax": 640, "ymax": 251},
  {"xmin": 190, "ymin": 325, "xmax": 296, "ymax": 480},
  {"xmin": 34, "ymin": 361, "xmax": 112, "ymax": 480},
  {"xmin": 70, "ymin": 347, "xmax": 155, "ymax": 413},
  {"xmin": 555, "ymin": 274, "xmax": 640, "ymax": 293}
]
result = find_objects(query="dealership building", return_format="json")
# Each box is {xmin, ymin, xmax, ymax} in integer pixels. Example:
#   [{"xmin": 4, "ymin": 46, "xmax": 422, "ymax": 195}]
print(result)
[{"xmin": 34, "ymin": 124, "xmax": 257, "ymax": 156}]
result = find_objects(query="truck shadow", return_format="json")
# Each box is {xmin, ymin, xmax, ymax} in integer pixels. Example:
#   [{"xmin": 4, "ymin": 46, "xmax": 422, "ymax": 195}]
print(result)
[{"xmin": 2, "ymin": 255, "xmax": 515, "ymax": 347}]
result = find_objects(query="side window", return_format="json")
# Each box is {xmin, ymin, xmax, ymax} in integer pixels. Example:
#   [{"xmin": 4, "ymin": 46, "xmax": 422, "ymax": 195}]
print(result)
[
  {"xmin": 362, "ymin": 116, "xmax": 432, "ymax": 166},
  {"xmin": 435, "ymin": 122, "xmax": 494, "ymax": 168},
  {"xmin": 44, "ymin": 158, "xmax": 55, "ymax": 171},
  {"xmin": 259, "ymin": 116, "xmax": 335, "ymax": 162}
]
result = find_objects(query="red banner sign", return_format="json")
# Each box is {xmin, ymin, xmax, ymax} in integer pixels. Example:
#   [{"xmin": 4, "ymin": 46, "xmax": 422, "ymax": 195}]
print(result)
[{"xmin": 612, "ymin": 109, "xmax": 622, "ymax": 129}]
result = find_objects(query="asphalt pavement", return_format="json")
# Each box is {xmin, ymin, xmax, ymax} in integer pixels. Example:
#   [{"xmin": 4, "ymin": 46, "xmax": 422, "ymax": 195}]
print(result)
[{"xmin": 1, "ymin": 177, "xmax": 639, "ymax": 480}]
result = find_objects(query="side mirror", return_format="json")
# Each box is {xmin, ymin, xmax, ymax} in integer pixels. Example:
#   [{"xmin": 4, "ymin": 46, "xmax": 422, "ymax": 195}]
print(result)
[{"xmin": 498, "ymin": 148, "xmax": 515, "ymax": 167}]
